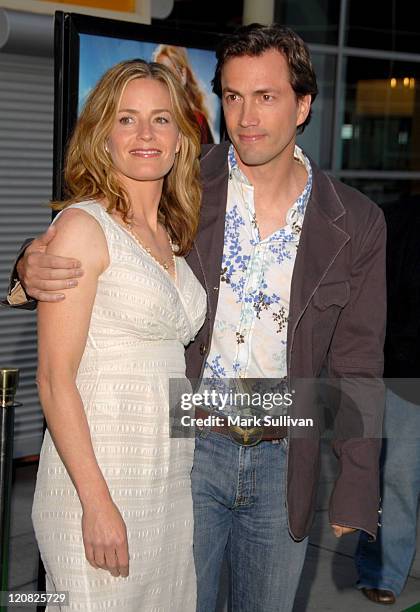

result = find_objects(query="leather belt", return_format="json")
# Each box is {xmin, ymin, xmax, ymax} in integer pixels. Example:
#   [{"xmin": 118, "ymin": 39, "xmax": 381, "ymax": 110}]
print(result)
[{"xmin": 195, "ymin": 407, "xmax": 287, "ymax": 446}]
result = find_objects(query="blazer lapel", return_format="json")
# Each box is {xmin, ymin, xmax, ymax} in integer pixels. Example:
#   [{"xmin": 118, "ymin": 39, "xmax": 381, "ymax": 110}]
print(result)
[
  {"xmin": 194, "ymin": 142, "xmax": 230, "ymax": 322},
  {"xmin": 287, "ymin": 164, "xmax": 350, "ymax": 357}
]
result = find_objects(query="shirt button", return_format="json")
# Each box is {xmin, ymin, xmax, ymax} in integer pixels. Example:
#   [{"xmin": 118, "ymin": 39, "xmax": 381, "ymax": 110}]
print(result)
[
  {"xmin": 199, "ymin": 343, "xmax": 207, "ymax": 355},
  {"xmin": 213, "ymin": 286, "xmax": 219, "ymax": 291}
]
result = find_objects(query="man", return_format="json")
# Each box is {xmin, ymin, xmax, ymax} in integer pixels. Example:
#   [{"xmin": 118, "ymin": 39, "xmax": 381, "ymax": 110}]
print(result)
[
  {"xmin": 355, "ymin": 195, "xmax": 420, "ymax": 606},
  {"xmin": 6, "ymin": 25, "xmax": 386, "ymax": 612}
]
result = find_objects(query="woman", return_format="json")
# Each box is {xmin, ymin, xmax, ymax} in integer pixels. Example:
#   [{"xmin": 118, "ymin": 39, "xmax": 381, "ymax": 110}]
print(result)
[
  {"xmin": 32, "ymin": 59, "xmax": 206, "ymax": 610},
  {"xmin": 153, "ymin": 45, "xmax": 214, "ymax": 144}
]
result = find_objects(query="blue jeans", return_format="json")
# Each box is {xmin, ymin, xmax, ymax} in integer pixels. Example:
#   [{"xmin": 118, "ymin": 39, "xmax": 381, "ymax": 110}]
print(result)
[
  {"xmin": 355, "ymin": 389, "xmax": 420, "ymax": 596},
  {"xmin": 191, "ymin": 431, "xmax": 308, "ymax": 612}
]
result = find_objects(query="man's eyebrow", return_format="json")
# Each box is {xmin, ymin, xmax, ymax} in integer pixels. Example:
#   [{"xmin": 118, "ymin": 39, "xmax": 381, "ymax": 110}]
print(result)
[
  {"xmin": 221, "ymin": 88, "xmax": 280, "ymax": 95},
  {"xmin": 221, "ymin": 87, "xmax": 242, "ymax": 95},
  {"xmin": 254, "ymin": 88, "xmax": 280, "ymax": 95}
]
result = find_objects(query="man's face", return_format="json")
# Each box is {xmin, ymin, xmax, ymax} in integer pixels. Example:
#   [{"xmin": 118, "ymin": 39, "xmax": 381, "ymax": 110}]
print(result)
[{"xmin": 220, "ymin": 49, "xmax": 311, "ymax": 168}]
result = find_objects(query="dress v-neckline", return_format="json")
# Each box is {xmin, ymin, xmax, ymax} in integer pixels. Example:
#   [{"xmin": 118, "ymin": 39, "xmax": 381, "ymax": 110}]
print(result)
[
  {"xmin": 86, "ymin": 201, "xmax": 203, "ymax": 344},
  {"xmin": 96, "ymin": 203, "xmax": 179, "ymax": 286}
]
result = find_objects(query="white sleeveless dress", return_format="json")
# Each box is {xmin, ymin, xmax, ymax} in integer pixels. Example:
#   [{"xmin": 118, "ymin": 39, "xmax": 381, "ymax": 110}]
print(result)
[{"xmin": 32, "ymin": 201, "xmax": 206, "ymax": 611}]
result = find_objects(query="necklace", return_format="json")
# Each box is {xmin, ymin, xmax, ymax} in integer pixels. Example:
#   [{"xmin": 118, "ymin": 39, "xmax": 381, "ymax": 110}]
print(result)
[{"xmin": 124, "ymin": 220, "xmax": 176, "ymax": 279}]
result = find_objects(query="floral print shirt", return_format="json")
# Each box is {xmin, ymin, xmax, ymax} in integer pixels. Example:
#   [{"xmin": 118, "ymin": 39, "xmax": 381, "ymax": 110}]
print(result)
[{"xmin": 204, "ymin": 144, "xmax": 312, "ymax": 383}]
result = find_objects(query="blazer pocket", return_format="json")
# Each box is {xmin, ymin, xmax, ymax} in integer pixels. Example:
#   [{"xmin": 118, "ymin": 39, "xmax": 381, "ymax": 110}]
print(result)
[{"xmin": 313, "ymin": 281, "xmax": 350, "ymax": 311}]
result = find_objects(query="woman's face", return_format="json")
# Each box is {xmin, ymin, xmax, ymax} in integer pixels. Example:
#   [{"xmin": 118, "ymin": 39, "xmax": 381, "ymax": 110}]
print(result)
[{"xmin": 106, "ymin": 77, "xmax": 181, "ymax": 185}]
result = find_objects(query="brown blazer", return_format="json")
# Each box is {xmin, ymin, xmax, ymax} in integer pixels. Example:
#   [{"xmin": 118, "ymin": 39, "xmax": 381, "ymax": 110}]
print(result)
[{"xmin": 186, "ymin": 142, "xmax": 386, "ymax": 540}]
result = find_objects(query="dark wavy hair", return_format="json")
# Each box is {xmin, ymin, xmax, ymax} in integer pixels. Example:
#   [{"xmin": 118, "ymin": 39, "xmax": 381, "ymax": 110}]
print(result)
[{"xmin": 212, "ymin": 24, "xmax": 318, "ymax": 133}]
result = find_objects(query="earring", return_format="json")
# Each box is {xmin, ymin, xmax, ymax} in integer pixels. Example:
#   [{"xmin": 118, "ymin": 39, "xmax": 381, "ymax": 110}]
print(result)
[{"xmin": 104, "ymin": 141, "xmax": 110, "ymax": 153}]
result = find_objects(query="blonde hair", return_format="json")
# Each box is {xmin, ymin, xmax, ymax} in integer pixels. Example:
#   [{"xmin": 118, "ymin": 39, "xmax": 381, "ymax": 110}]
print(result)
[
  {"xmin": 153, "ymin": 45, "xmax": 211, "ymax": 123},
  {"xmin": 54, "ymin": 59, "xmax": 202, "ymax": 255}
]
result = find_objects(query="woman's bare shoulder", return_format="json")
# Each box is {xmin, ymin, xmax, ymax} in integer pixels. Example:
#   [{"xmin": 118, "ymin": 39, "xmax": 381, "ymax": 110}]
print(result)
[{"xmin": 48, "ymin": 206, "xmax": 109, "ymax": 271}]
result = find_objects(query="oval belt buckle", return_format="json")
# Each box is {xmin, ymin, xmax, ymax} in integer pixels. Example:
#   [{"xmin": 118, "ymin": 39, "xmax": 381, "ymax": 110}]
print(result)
[{"xmin": 228, "ymin": 423, "xmax": 264, "ymax": 446}]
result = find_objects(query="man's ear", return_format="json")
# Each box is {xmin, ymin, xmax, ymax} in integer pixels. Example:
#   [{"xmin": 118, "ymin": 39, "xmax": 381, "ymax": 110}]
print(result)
[{"xmin": 296, "ymin": 94, "xmax": 312, "ymax": 128}]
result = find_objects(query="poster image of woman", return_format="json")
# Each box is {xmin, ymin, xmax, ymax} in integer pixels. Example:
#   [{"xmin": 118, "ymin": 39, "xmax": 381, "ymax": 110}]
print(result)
[{"xmin": 153, "ymin": 45, "xmax": 215, "ymax": 144}]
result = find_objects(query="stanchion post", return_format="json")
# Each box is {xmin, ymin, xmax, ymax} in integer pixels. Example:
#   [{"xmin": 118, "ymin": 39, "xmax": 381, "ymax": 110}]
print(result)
[{"xmin": 0, "ymin": 368, "xmax": 19, "ymax": 602}]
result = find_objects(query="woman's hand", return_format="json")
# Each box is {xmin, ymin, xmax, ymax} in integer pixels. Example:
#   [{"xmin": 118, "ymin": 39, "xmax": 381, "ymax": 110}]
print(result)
[{"xmin": 82, "ymin": 499, "xmax": 129, "ymax": 578}]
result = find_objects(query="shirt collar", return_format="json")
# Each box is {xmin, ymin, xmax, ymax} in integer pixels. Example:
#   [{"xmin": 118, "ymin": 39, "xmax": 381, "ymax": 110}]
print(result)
[{"xmin": 228, "ymin": 144, "xmax": 251, "ymax": 185}]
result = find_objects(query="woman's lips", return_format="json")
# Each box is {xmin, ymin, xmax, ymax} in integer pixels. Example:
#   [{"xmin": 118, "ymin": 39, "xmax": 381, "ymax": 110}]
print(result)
[{"xmin": 129, "ymin": 149, "xmax": 162, "ymax": 158}]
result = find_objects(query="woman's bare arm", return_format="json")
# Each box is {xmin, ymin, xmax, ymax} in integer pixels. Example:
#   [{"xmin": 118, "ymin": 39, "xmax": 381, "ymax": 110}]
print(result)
[{"xmin": 37, "ymin": 208, "xmax": 129, "ymax": 577}]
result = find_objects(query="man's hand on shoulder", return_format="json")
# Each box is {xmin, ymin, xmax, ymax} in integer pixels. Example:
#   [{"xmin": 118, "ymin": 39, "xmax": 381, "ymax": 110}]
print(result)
[
  {"xmin": 18, "ymin": 224, "xmax": 84, "ymax": 302},
  {"xmin": 331, "ymin": 524, "xmax": 357, "ymax": 538}
]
